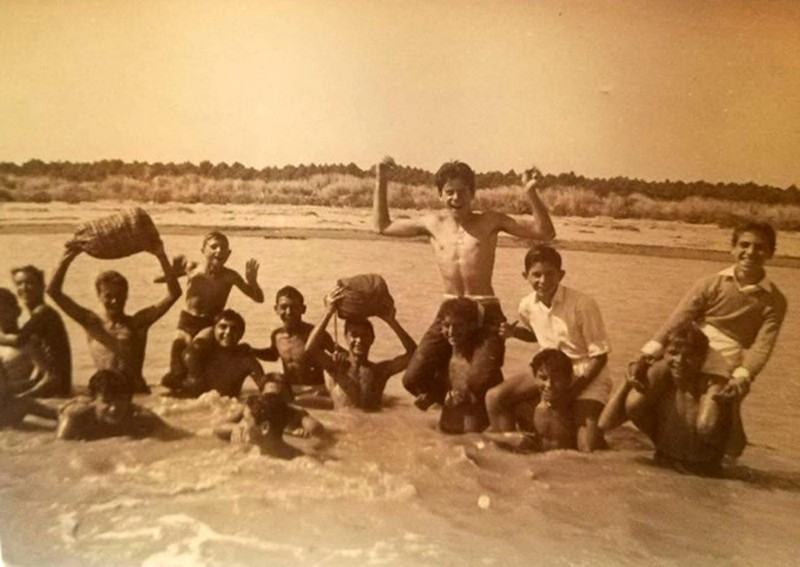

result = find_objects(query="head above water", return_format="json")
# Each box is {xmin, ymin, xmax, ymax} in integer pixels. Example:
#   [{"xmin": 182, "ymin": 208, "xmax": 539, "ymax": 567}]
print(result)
[
  {"xmin": 530, "ymin": 349, "xmax": 573, "ymax": 404},
  {"xmin": 88, "ymin": 369, "xmax": 134, "ymax": 425},
  {"xmin": 344, "ymin": 317, "xmax": 375, "ymax": 358},
  {"xmin": 11, "ymin": 265, "xmax": 45, "ymax": 308},
  {"xmin": 201, "ymin": 230, "xmax": 231, "ymax": 268},
  {"xmin": 435, "ymin": 161, "xmax": 476, "ymax": 196},
  {"xmin": 664, "ymin": 323, "xmax": 709, "ymax": 385},
  {"xmin": 439, "ymin": 297, "xmax": 481, "ymax": 349},
  {"xmin": 95, "ymin": 270, "xmax": 129, "ymax": 314},
  {"xmin": 246, "ymin": 392, "xmax": 289, "ymax": 436},
  {"xmin": 274, "ymin": 285, "xmax": 306, "ymax": 327},
  {"xmin": 214, "ymin": 308, "xmax": 246, "ymax": 347}
]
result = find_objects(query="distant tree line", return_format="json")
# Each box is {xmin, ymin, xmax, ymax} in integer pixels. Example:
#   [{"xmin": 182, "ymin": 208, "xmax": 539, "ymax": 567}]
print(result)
[{"xmin": 0, "ymin": 159, "xmax": 797, "ymax": 205}]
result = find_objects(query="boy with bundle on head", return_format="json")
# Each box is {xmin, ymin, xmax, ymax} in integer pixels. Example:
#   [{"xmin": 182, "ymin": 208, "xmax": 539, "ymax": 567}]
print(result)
[
  {"xmin": 0, "ymin": 266, "xmax": 72, "ymax": 398},
  {"xmin": 600, "ymin": 323, "xmax": 732, "ymax": 476},
  {"xmin": 180, "ymin": 309, "xmax": 265, "ymax": 399},
  {"xmin": 373, "ymin": 159, "xmax": 555, "ymax": 411},
  {"xmin": 47, "ymin": 241, "xmax": 181, "ymax": 394},
  {"xmin": 305, "ymin": 285, "xmax": 416, "ymax": 411},
  {"xmin": 161, "ymin": 231, "xmax": 264, "ymax": 390},
  {"xmin": 632, "ymin": 221, "xmax": 787, "ymax": 458},
  {"xmin": 57, "ymin": 369, "xmax": 169, "ymax": 441},
  {"xmin": 438, "ymin": 297, "xmax": 503, "ymax": 434},
  {"xmin": 486, "ymin": 245, "xmax": 611, "ymax": 452},
  {"xmin": 250, "ymin": 286, "xmax": 335, "ymax": 402}
]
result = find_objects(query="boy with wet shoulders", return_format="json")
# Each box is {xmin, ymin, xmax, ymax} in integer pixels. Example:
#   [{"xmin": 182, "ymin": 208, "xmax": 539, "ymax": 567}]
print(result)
[
  {"xmin": 634, "ymin": 221, "xmax": 787, "ymax": 457},
  {"xmin": 373, "ymin": 159, "xmax": 555, "ymax": 410},
  {"xmin": 0, "ymin": 360, "xmax": 58, "ymax": 429},
  {"xmin": 600, "ymin": 324, "xmax": 731, "ymax": 476},
  {"xmin": 487, "ymin": 245, "xmax": 611, "ymax": 452},
  {"xmin": 0, "ymin": 265, "xmax": 72, "ymax": 398},
  {"xmin": 250, "ymin": 286, "xmax": 335, "ymax": 397},
  {"xmin": 438, "ymin": 297, "xmax": 503, "ymax": 434},
  {"xmin": 47, "ymin": 241, "xmax": 181, "ymax": 394},
  {"xmin": 57, "ymin": 369, "xmax": 170, "ymax": 440},
  {"xmin": 305, "ymin": 285, "xmax": 417, "ymax": 411},
  {"xmin": 161, "ymin": 231, "xmax": 264, "ymax": 389},
  {"xmin": 180, "ymin": 309, "xmax": 265, "ymax": 399},
  {"xmin": 0, "ymin": 288, "xmax": 36, "ymax": 387}
]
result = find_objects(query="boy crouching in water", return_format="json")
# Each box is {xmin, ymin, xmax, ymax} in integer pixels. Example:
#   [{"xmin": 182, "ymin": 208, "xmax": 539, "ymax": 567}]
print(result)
[
  {"xmin": 179, "ymin": 309, "xmax": 265, "ymax": 399},
  {"xmin": 600, "ymin": 324, "xmax": 733, "ymax": 476},
  {"xmin": 57, "ymin": 370, "xmax": 169, "ymax": 440},
  {"xmin": 0, "ymin": 361, "xmax": 58, "ymax": 429},
  {"xmin": 305, "ymin": 285, "xmax": 416, "ymax": 411},
  {"xmin": 487, "ymin": 349, "xmax": 584, "ymax": 452},
  {"xmin": 162, "ymin": 231, "xmax": 264, "ymax": 389},
  {"xmin": 438, "ymin": 297, "xmax": 503, "ymax": 434}
]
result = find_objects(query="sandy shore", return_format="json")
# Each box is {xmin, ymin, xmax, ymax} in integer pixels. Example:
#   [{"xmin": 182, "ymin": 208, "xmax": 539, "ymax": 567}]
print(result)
[{"xmin": 2, "ymin": 201, "xmax": 798, "ymax": 267}]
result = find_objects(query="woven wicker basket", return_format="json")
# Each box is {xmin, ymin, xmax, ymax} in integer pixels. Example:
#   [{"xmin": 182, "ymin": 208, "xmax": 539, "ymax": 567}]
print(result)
[
  {"xmin": 69, "ymin": 207, "xmax": 162, "ymax": 259},
  {"xmin": 335, "ymin": 274, "xmax": 395, "ymax": 320}
]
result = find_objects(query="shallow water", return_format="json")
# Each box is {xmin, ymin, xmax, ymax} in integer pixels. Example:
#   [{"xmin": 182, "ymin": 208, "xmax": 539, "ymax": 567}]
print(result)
[{"xmin": 1, "ymin": 234, "xmax": 798, "ymax": 566}]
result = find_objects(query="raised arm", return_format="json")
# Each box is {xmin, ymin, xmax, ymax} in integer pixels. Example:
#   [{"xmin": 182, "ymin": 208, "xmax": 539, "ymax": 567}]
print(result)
[
  {"xmin": 372, "ymin": 158, "xmax": 431, "ymax": 238},
  {"xmin": 305, "ymin": 286, "xmax": 345, "ymax": 355},
  {"xmin": 496, "ymin": 168, "xmax": 556, "ymax": 241},
  {"xmin": 250, "ymin": 331, "xmax": 280, "ymax": 362},
  {"xmin": 232, "ymin": 260, "xmax": 264, "ymax": 303},
  {"xmin": 46, "ymin": 246, "xmax": 100, "ymax": 329},
  {"xmin": 133, "ymin": 243, "xmax": 183, "ymax": 327}
]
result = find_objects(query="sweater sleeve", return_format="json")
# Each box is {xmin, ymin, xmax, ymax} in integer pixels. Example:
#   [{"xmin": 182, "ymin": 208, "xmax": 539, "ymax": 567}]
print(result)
[{"xmin": 737, "ymin": 288, "xmax": 788, "ymax": 380}]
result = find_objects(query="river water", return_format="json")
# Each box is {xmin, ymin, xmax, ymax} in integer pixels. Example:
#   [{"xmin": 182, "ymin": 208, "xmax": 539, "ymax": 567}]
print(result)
[{"xmin": 0, "ymin": 233, "xmax": 798, "ymax": 566}]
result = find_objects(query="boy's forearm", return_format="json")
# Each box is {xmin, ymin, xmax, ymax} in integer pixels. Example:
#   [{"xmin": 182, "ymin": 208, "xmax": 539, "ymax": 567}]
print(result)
[
  {"xmin": 0, "ymin": 332, "xmax": 21, "ymax": 347},
  {"xmin": 386, "ymin": 317, "xmax": 417, "ymax": 354},
  {"xmin": 524, "ymin": 184, "xmax": 556, "ymax": 241},
  {"xmin": 306, "ymin": 308, "xmax": 336, "ymax": 352},
  {"xmin": 156, "ymin": 249, "xmax": 182, "ymax": 299},
  {"xmin": 47, "ymin": 250, "xmax": 77, "ymax": 298}
]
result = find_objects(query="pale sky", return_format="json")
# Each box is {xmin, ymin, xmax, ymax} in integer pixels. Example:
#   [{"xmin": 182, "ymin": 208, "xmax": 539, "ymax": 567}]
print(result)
[{"xmin": 2, "ymin": 0, "xmax": 799, "ymax": 186}]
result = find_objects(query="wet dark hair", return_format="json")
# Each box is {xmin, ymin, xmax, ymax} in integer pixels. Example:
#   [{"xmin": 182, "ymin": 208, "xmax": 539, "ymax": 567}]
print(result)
[
  {"xmin": 202, "ymin": 230, "xmax": 230, "ymax": 249},
  {"xmin": 88, "ymin": 369, "xmax": 133, "ymax": 400},
  {"xmin": 440, "ymin": 297, "xmax": 480, "ymax": 327},
  {"xmin": 732, "ymin": 221, "xmax": 776, "ymax": 255},
  {"xmin": 246, "ymin": 393, "xmax": 289, "ymax": 433},
  {"xmin": 344, "ymin": 317, "xmax": 375, "ymax": 340},
  {"xmin": 95, "ymin": 270, "xmax": 129, "ymax": 295},
  {"xmin": 10, "ymin": 265, "xmax": 45, "ymax": 288},
  {"xmin": 530, "ymin": 349, "xmax": 573, "ymax": 382},
  {"xmin": 275, "ymin": 285, "xmax": 304, "ymax": 305},
  {"xmin": 215, "ymin": 308, "xmax": 246, "ymax": 336},
  {"xmin": 666, "ymin": 322, "xmax": 709, "ymax": 357},
  {"xmin": 435, "ymin": 161, "xmax": 476, "ymax": 195},
  {"xmin": 524, "ymin": 245, "xmax": 562, "ymax": 272}
]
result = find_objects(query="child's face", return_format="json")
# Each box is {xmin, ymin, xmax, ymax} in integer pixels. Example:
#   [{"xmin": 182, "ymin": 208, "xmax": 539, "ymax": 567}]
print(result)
[
  {"xmin": 345, "ymin": 324, "xmax": 374, "ymax": 358},
  {"xmin": 533, "ymin": 365, "xmax": 571, "ymax": 405},
  {"xmin": 732, "ymin": 230, "xmax": 772, "ymax": 275},
  {"xmin": 94, "ymin": 391, "xmax": 133, "ymax": 425},
  {"xmin": 97, "ymin": 283, "xmax": 127, "ymax": 316},
  {"xmin": 523, "ymin": 261, "xmax": 564, "ymax": 304},
  {"xmin": 274, "ymin": 296, "xmax": 305, "ymax": 327},
  {"xmin": 12, "ymin": 271, "xmax": 44, "ymax": 308},
  {"xmin": 202, "ymin": 238, "xmax": 231, "ymax": 268},
  {"xmin": 439, "ymin": 178, "xmax": 474, "ymax": 213},
  {"xmin": 214, "ymin": 318, "xmax": 243, "ymax": 348},
  {"xmin": 441, "ymin": 313, "xmax": 477, "ymax": 349},
  {"xmin": 665, "ymin": 338, "xmax": 704, "ymax": 387}
]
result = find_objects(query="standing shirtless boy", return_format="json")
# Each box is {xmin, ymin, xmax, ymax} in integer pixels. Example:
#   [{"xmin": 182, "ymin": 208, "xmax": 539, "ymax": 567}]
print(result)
[
  {"xmin": 373, "ymin": 159, "xmax": 555, "ymax": 409},
  {"xmin": 0, "ymin": 266, "xmax": 72, "ymax": 398},
  {"xmin": 47, "ymin": 242, "xmax": 181, "ymax": 393},
  {"xmin": 161, "ymin": 231, "xmax": 264, "ymax": 388},
  {"xmin": 305, "ymin": 285, "xmax": 416, "ymax": 411}
]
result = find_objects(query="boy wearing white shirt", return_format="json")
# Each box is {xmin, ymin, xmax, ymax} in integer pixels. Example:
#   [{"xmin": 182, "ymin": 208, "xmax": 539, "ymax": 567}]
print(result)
[{"xmin": 486, "ymin": 245, "xmax": 611, "ymax": 452}]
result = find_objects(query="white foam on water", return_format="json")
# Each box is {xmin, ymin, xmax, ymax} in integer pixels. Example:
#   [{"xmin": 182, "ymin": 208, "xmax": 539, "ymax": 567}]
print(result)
[
  {"xmin": 95, "ymin": 527, "xmax": 163, "ymax": 541},
  {"xmin": 87, "ymin": 497, "xmax": 144, "ymax": 513}
]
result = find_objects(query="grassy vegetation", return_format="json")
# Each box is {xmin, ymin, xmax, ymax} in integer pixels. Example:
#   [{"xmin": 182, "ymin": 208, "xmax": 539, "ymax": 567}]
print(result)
[{"xmin": 2, "ymin": 173, "xmax": 799, "ymax": 231}]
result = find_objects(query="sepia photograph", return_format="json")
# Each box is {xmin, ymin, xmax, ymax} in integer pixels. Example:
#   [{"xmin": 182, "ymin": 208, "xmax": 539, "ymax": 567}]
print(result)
[{"xmin": 1, "ymin": 1, "xmax": 798, "ymax": 565}]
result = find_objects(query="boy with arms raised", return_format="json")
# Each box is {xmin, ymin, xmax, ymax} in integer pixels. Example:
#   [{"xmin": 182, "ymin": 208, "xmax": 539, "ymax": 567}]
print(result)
[
  {"xmin": 305, "ymin": 285, "xmax": 416, "ymax": 411},
  {"xmin": 251, "ymin": 286, "xmax": 335, "ymax": 399},
  {"xmin": 487, "ymin": 245, "xmax": 611, "ymax": 452},
  {"xmin": 600, "ymin": 324, "xmax": 731, "ymax": 475},
  {"xmin": 634, "ymin": 221, "xmax": 787, "ymax": 456},
  {"xmin": 373, "ymin": 159, "xmax": 555, "ymax": 409},
  {"xmin": 181, "ymin": 309, "xmax": 265, "ymax": 398},
  {"xmin": 161, "ymin": 231, "xmax": 264, "ymax": 388},
  {"xmin": 47, "ymin": 242, "xmax": 181, "ymax": 394},
  {"xmin": 0, "ymin": 266, "xmax": 72, "ymax": 398}
]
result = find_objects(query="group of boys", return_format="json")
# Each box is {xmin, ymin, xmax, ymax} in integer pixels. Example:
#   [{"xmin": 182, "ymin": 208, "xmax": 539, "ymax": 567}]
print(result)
[{"xmin": 0, "ymin": 158, "xmax": 787, "ymax": 475}]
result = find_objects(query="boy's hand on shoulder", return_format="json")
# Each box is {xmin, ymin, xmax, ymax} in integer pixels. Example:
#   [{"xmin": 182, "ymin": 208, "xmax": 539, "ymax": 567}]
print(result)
[
  {"xmin": 245, "ymin": 259, "xmax": 260, "ymax": 284},
  {"xmin": 498, "ymin": 320, "xmax": 518, "ymax": 340}
]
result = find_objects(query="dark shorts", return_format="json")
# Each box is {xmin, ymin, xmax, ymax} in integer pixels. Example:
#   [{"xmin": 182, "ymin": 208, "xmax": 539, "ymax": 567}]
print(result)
[
  {"xmin": 178, "ymin": 310, "xmax": 214, "ymax": 337},
  {"xmin": 402, "ymin": 300, "xmax": 505, "ymax": 404}
]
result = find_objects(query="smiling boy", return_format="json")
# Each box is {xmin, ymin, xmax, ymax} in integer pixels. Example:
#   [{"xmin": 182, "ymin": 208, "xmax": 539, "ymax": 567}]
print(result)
[
  {"xmin": 373, "ymin": 160, "xmax": 555, "ymax": 409},
  {"xmin": 486, "ymin": 245, "xmax": 611, "ymax": 452},
  {"xmin": 47, "ymin": 242, "xmax": 181, "ymax": 394}
]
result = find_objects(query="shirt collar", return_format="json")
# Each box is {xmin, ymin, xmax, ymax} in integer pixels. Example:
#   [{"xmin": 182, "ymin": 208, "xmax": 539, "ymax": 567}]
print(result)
[
  {"xmin": 719, "ymin": 265, "xmax": 773, "ymax": 293},
  {"xmin": 533, "ymin": 285, "xmax": 565, "ymax": 307}
]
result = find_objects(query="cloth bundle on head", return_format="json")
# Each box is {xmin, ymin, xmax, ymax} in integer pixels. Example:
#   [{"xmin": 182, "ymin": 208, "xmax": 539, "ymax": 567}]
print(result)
[
  {"xmin": 335, "ymin": 274, "xmax": 395, "ymax": 320},
  {"xmin": 68, "ymin": 207, "xmax": 162, "ymax": 259}
]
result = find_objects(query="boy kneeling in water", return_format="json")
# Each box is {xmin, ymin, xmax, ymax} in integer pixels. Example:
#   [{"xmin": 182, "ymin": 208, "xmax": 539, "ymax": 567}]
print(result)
[
  {"xmin": 0, "ymin": 361, "xmax": 58, "ymax": 429},
  {"xmin": 57, "ymin": 370, "xmax": 168, "ymax": 441},
  {"xmin": 305, "ymin": 285, "xmax": 416, "ymax": 411}
]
